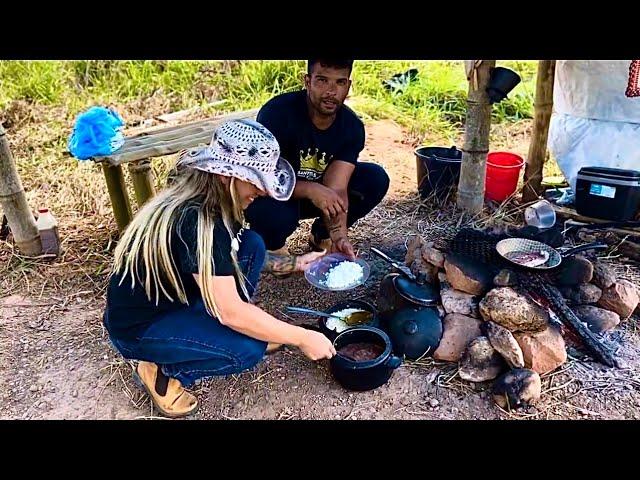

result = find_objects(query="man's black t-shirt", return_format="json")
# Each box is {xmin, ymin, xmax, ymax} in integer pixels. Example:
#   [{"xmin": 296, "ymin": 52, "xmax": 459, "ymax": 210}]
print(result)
[
  {"xmin": 256, "ymin": 90, "xmax": 365, "ymax": 182},
  {"xmin": 104, "ymin": 203, "xmax": 236, "ymax": 341}
]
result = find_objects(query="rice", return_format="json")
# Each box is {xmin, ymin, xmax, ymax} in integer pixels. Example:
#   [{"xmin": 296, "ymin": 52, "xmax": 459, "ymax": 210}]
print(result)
[
  {"xmin": 322, "ymin": 261, "xmax": 364, "ymax": 289},
  {"xmin": 325, "ymin": 308, "xmax": 367, "ymax": 333}
]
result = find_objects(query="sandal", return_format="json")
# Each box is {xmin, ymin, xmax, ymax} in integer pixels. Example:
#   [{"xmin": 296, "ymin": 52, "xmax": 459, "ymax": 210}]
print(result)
[{"xmin": 133, "ymin": 361, "xmax": 199, "ymax": 419}]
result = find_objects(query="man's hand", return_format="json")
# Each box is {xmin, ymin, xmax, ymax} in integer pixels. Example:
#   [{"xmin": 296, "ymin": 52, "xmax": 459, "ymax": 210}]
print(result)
[
  {"xmin": 308, "ymin": 183, "xmax": 347, "ymax": 218},
  {"xmin": 294, "ymin": 250, "xmax": 326, "ymax": 271},
  {"xmin": 331, "ymin": 236, "xmax": 356, "ymax": 260}
]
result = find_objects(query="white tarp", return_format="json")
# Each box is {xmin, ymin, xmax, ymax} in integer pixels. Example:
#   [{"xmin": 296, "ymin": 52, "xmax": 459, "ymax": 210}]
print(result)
[{"xmin": 548, "ymin": 60, "xmax": 640, "ymax": 191}]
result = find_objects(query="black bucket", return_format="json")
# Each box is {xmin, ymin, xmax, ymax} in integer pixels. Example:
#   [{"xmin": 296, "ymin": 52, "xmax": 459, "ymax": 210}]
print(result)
[{"xmin": 415, "ymin": 146, "xmax": 462, "ymax": 199}]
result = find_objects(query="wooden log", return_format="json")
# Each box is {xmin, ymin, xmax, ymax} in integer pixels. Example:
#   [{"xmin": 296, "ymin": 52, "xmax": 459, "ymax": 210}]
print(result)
[
  {"xmin": 457, "ymin": 60, "xmax": 495, "ymax": 214},
  {"xmin": 534, "ymin": 281, "xmax": 620, "ymax": 368},
  {"xmin": 0, "ymin": 124, "xmax": 42, "ymax": 256},
  {"xmin": 523, "ymin": 60, "xmax": 556, "ymax": 203},
  {"xmin": 129, "ymin": 159, "xmax": 155, "ymax": 207},
  {"xmin": 553, "ymin": 205, "xmax": 640, "ymax": 236},
  {"xmin": 102, "ymin": 163, "xmax": 132, "ymax": 232}
]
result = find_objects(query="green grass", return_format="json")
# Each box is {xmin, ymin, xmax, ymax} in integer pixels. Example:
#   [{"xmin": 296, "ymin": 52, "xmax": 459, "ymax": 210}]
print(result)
[
  {"xmin": 0, "ymin": 59, "xmax": 540, "ymax": 297},
  {"xmin": 0, "ymin": 60, "xmax": 537, "ymax": 140}
]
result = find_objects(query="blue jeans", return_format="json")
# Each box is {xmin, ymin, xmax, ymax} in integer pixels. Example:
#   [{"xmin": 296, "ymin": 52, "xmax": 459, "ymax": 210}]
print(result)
[
  {"xmin": 245, "ymin": 162, "xmax": 390, "ymax": 250},
  {"xmin": 109, "ymin": 229, "xmax": 268, "ymax": 387}
]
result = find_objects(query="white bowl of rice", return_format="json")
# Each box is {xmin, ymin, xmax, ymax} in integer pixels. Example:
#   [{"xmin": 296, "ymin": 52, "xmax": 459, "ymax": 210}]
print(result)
[{"xmin": 304, "ymin": 253, "xmax": 371, "ymax": 291}]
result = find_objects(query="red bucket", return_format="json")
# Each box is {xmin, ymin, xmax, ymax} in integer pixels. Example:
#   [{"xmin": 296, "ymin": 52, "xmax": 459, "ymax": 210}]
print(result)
[{"xmin": 485, "ymin": 152, "xmax": 524, "ymax": 202}]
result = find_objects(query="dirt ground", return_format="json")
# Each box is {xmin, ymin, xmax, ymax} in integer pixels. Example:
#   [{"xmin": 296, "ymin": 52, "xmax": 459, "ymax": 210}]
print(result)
[{"xmin": 1, "ymin": 119, "xmax": 639, "ymax": 420}]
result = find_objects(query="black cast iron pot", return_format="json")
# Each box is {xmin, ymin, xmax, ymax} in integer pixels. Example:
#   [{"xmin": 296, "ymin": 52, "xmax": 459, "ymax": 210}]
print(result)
[{"xmin": 330, "ymin": 326, "xmax": 403, "ymax": 391}]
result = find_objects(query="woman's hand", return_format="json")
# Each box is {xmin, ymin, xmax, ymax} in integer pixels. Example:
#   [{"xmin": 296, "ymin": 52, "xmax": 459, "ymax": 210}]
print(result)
[{"xmin": 298, "ymin": 329, "xmax": 336, "ymax": 360}]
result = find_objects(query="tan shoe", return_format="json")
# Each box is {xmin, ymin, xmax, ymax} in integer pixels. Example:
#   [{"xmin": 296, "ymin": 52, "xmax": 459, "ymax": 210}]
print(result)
[
  {"xmin": 265, "ymin": 343, "xmax": 284, "ymax": 355},
  {"xmin": 268, "ymin": 246, "xmax": 294, "ymax": 278},
  {"xmin": 309, "ymin": 234, "xmax": 332, "ymax": 252},
  {"xmin": 134, "ymin": 361, "xmax": 199, "ymax": 419},
  {"xmin": 268, "ymin": 246, "xmax": 290, "ymax": 256}
]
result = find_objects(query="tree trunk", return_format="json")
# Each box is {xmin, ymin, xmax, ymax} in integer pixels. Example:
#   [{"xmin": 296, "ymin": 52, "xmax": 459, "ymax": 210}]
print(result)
[
  {"xmin": 0, "ymin": 125, "xmax": 42, "ymax": 256},
  {"xmin": 457, "ymin": 60, "xmax": 495, "ymax": 214},
  {"xmin": 522, "ymin": 60, "xmax": 556, "ymax": 203}
]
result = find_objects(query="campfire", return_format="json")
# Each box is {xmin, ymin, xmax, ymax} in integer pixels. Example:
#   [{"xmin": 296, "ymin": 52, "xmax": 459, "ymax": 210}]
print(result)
[{"xmin": 399, "ymin": 227, "xmax": 640, "ymax": 411}]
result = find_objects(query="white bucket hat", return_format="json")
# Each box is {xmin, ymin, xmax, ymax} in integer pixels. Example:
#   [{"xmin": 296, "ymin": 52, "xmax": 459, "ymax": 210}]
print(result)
[{"xmin": 177, "ymin": 119, "xmax": 296, "ymax": 201}]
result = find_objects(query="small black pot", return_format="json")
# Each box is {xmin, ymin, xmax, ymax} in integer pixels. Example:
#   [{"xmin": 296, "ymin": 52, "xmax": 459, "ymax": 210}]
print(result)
[
  {"xmin": 386, "ymin": 306, "xmax": 443, "ymax": 360},
  {"xmin": 330, "ymin": 326, "xmax": 403, "ymax": 391}
]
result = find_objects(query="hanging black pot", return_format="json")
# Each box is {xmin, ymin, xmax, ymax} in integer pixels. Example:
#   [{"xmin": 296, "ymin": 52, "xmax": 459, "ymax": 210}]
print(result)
[{"xmin": 486, "ymin": 67, "xmax": 522, "ymax": 104}]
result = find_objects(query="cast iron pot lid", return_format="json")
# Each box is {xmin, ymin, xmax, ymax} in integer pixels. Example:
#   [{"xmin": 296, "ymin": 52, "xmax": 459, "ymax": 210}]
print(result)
[{"xmin": 392, "ymin": 275, "xmax": 440, "ymax": 306}]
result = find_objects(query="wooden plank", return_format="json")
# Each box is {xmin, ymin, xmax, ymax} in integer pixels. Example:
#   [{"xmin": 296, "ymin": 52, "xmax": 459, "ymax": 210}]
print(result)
[
  {"xmin": 155, "ymin": 100, "xmax": 227, "ymax": 123},
  {"xmin": 94, "ymin": 108, "xmax": 258, "ymax": 166}
]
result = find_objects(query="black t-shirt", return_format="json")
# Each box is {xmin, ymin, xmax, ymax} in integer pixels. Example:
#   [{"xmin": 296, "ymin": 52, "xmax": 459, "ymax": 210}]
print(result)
[
  {"xmin": 257, "ymin": 90, "xmax": 365, "ymax": 182},
  {"xmin": 105, "ymin": 203, "xmax": 237, "ymax": 341}
]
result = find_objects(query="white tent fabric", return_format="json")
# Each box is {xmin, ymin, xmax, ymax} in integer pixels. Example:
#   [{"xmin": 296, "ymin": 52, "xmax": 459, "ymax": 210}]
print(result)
[{"xmin": 548, "ymin": 60, "xmax": 640, "ymax": 191}]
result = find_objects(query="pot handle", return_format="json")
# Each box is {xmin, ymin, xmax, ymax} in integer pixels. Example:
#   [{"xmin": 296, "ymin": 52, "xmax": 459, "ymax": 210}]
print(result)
[
  {"xmin": 560, "ymin": 242, "xmax": 608, "ymax": 258},
  {"xmin": 384, "ymin": 354, "xmax": 403, "ymax": 369}
]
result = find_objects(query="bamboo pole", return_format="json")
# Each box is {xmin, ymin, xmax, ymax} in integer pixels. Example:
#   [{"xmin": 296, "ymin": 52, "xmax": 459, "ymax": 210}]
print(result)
[
  {"xmin": 102, "ymin": 163, "xmax": 132, "ymax": 232},
  {"xmin": 522, "ymin": 60, "xmax": 556, "ymax": 203},
  {"xmin": 0, "ymin": 124, "xmax": 42, "ymax": 256},
  {"xmin": 129, "ymin": 159, "xmax": 155, "ymax": 207},
  {"xmin": 457, "ymin": 60, "xmax": 495, "ymax": 214}
]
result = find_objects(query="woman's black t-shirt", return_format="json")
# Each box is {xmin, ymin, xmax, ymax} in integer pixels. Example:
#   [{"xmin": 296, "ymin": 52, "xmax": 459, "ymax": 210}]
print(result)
[{"xmin": 104, "ymin": 203, "xmax": 236, "ymax": 341}]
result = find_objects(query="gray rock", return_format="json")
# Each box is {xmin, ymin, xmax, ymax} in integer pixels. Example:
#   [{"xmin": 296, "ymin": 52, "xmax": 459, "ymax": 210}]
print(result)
[
  {"xmin": 485, "ymin": 321, "xmax": 525, "ymax": 368},
  {"xmin": 492, "ymin": 369, "xmax": 542, "ymax": 410},
  {"xmin": 574, "ymin": 305, "xmax": 621, "ymax": 333},
  {"xmin": 479, "ymin": 287, "xmax": 549, "ymax": 333},
  {"xmin": 459, "ymin": 337, "xmax": 506, "ymax": 382}
]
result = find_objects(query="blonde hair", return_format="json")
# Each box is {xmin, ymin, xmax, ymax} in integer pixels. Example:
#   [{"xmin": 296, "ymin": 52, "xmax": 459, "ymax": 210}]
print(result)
[{"xmin": 112, "ymin": 163, "xmax": 249, "ymax": 319}]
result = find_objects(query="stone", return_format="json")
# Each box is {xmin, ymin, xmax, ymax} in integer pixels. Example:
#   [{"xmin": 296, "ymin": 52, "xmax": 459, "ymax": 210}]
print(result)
[
  {"xmin": 573, "ymin": 305, "xmax": 620, "ymax": 333},
  {"xmin": 592, "ymin": 261, "xmax": 617, "ymax": 290},
  {"xmin": 422, "ymin": 246, "xmax": 445, "ymax": 269},
  {"xmin": 429, "ymin": 398, "xmax": 439, "ymax": 408},
  {"xmin": 479, "ymin": 287, "xmax": 549, "ymax": 333},
  {"xmin": 514, "ymin": 325, "xmax": 567, "ymax": 375},
  {"xmin": 441, "ymin": 286, "xmax": 479, "ymax": 318},
  {"xmin": 555, "ymin": 256, "xmax": 593, "ymax": 287},
  {"xmin": 485, "ymin": 321, "xmax": 525, "ymax": 368},
  {"xmin": 410, "ymin": 257, "xmax": 439, "ymax": 283},
  {"xmin": 492, "ymin": 369, "xmax": 541, "ymax": 410},
  {"xmin": 562, "ymin": 283, "xmax": 602, "ymax": 304},
  {"xmin": 458, "ymin": 337, "xmax": 506, "ymax": 382},
  {"xmin": 597, "ymin": 280, "xmax": 639, "ymax": 319},
  {"xmin": 405, "ymin": 235, "xmax": 428, "ymax": 265},
  {"xmin": 444, "ymin": 254, "xmax": 493, "ymax": 296},
  {"xmin": 493, "ymin": 269, "xmax": 518, "ymax": 287},
  {"xmin": 433, "ymin": 314, "xmax": 483, "ymax": 362}
]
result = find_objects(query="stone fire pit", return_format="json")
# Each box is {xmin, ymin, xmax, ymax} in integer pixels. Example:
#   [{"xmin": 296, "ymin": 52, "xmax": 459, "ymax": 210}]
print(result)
[{"xmin": 403, "ymin": 234, "xmax": 640, "ymax": 411}]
